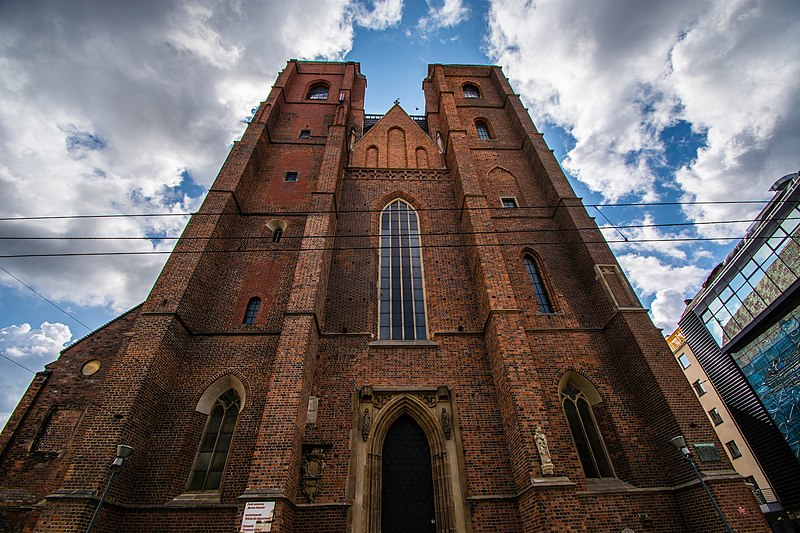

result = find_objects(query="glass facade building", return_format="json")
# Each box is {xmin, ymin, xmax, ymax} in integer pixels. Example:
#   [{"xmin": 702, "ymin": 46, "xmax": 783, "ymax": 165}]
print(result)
[{"xmin": 679, "ymin": 172, "xmax": 800, "ymax": 520}]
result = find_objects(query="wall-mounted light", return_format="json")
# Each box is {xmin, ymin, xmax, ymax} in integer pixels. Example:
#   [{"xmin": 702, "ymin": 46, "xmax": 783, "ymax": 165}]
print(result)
[{"xmin": 86, "ymin": 444, "xmax": 134, "ymax": 533}]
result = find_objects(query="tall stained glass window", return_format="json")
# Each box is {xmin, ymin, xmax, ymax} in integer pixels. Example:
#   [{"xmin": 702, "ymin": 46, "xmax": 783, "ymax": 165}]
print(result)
[
  {"xmin": 524, "ymin": 255, "xmax": 554, "ymax": 313},
  {"xmin": 379, "ymin": 200, "xmax": 427, "ymax": 340},
  {"xmin": 188, "ymin": 389, "xmax": 240, "ymax": 491}
]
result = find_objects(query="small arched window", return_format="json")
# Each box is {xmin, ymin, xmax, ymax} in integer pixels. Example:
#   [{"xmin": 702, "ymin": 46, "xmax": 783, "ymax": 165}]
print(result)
[
  {"xmin": 561, "ymin": 380, "xmax": 613, "ymax": 479},
  {"xmin": 463, "ymin": 84, "xmax": 480, "ymax": 98},
  {"xmin": 523, "ymin": 255, "xmax": 553, "ymax": 313},
  {"xmin": 475, "ymin": 120, "xmax": 491, "ymax": 140},
  {"xmin": 188, "ymin": 388, "xmax": 240, "ymax": 491},
  {"xmin": 243, "ymin": 297, "xmax": 261, "ymax": 325},
  {"xmin": 307, "ymin": 84, "xmax": 329, "ymax": 100}
]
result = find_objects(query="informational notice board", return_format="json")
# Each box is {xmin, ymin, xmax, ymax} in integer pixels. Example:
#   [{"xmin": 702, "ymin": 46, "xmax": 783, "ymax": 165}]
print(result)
[{"xmin": 240, "ymin": 501, "xmax": 275, "ymax": 533}]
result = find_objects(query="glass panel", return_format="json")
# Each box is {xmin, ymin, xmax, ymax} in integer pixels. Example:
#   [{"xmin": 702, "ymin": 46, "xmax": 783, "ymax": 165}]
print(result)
[
  {"xmin": 753, "ymin": 244, "xmax": 772, "ymax": 266},
  {"xmin": 205, "ymin": 471, "xmax": 222, "ymax": 490},
  {"xmin": 780, "ymin": 214, "xmax": 800, "ymax": 237},
  {"xmin": 719, "ymin": 286, "xmax": 734, "ymax": 304},
  {"xmin": 222, "ymin": 410, "xmax": 238, "ymax": 432},
  {"xmin": 578, "ymin": 398, "xmax": 612, "ymax": 477},
  {"xmin": 564, "ymin": 398, "xmax": 598, "ymax": 478},
  {"xmin": 768, "ymin": 232, "xmax": 787, "ymax": 253},
  {"xmin": 707, "ymin": 318, "xmax": 723, "ymax": 346}
]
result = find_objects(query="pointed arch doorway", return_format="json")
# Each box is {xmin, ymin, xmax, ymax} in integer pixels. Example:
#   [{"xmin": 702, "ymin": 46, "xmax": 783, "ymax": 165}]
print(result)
[
  {"xmin": 381, "ymin": 415, "xmax": 436, "ymax": 533},
  {"xmin": 350, "ymin": 387, "xmax": 470, "ymax": 533}
]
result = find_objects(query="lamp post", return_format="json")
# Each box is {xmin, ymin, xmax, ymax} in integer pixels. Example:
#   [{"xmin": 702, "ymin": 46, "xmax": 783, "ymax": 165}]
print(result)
[
  {"xmin": 670, "ymin": 436, "xmax": 734, "ymax": 533},
  {"xmin": 86, "ymin": 444, "xmax": 134, "ymax": 533}
]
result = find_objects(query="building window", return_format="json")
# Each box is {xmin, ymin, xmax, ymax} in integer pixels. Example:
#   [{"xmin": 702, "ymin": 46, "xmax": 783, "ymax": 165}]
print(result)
[
  {"xmin": 677, "ymin": 353, "xmax": 691, "ymax": 369},
  {"xmin": 188, "ymin": 389, "xmax": 240, "ymax": 491},
  {"xmin": 379, "ymin": 199, "xmax": 427, "ymax": 340},
  {"xmin": 307, "ymin": 84, "xmax": 329, "ymax": 100},
  {"xmin": 708, "ymin": 407, "xmax": 724, "ymax": 426},
  {"xmin": 726, "ymin": 440, "xmax": 742, "ymax": 459},
  {"xmin": 272, "ymin": 228, "xmax": 283, "ymax": 243},
  {"xmin": 524, "ymin": 255, "xmax": 553, "ymax": 313},
  {"xmin": 463, "ymin": 84, "xmax": 480, "ymax": 98},
  {"xmin": 501, "ymin": 197, "xmax": 518, "ymax": 208},
  {"xmin": 243, "ymin": 297, "xmax": 261, "ymax": 325},
  {"xmin": 475, "ymin": 120, "xmax": 491, "ymax": 140},
  {"xmin": 561, "ymin": 381, "xmax": 614, "ymax": 478},
  {"xmin": 299, "ymin": 129, "xmax": 311, "ymax": 139},
  {"xmin": 284, "ymin": 171, "xmax": 298, "ymax": 182},
  {"xmin": 692, "ymin": 379, "xmax": 707, "ymax": 396}
]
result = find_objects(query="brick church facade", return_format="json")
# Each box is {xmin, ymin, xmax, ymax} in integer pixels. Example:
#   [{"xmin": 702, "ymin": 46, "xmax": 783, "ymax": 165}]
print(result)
[{"xmin": 0, "ymin": 61, "xmax": 769, "ymax": 532}]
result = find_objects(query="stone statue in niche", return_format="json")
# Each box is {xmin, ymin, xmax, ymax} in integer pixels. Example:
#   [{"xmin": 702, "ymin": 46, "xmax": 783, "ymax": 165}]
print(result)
[
  {"xmin": 440, "ymin": 408, "xmax": 451, "ymax": 440},
  {"xmin": 535, "ymin": 426, "xmax": 554, "ymax": 476},
  {"xmin": 301, "ymin": 448, "xmax": 326, "ymax": 503},
  {"xmin": 361, "ymin": 408, "xmax": 371, "ymax": 441},
  {"xmin": 436, "ymin": 131, "xmax": 444, "ymax": 153}
]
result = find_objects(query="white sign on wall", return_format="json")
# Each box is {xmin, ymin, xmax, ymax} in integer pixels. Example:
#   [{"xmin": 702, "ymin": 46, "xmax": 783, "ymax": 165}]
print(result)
[{"xmin": 240, "ymin": 501, "xmax": 275, "ymax": 533}]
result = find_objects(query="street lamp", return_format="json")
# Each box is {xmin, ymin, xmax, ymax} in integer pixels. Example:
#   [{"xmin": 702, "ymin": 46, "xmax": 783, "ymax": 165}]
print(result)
[
  {"xmin": 670, "ymin": 436, "xmax": 733, "ymax": 533},
  {"xmin": 86, "ymin": 445, "xmax": 134, "ymax": 533}
]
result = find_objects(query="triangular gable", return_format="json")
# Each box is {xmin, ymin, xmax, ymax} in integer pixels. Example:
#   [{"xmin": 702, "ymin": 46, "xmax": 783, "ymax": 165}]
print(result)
[{"xmin": 351, "ymin": 104, "xmax": 444, "ymax": 169}]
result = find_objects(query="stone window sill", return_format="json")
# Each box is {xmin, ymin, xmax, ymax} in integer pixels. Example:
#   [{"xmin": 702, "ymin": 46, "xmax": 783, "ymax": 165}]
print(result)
[{"xmin": 369, "ymin": 340, "xmax": 439, "ymax": 348}]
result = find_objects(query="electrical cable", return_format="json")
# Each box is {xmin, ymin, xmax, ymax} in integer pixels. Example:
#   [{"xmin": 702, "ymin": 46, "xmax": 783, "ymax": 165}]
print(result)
[{"xmin": 0, "ymin": 198, "xmax": 794, "ymax": 222}]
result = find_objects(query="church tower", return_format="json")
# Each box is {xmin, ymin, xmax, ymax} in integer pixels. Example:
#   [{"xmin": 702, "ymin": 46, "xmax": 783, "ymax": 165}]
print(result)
[{"xmin": 0, "ymin": 61, "xmax": 769, "ymax": 532}]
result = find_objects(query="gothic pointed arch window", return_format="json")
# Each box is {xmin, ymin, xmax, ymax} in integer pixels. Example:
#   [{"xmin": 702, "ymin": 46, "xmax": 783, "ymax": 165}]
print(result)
[
  {"xmin": 523, "ymin": 254, "xmax": 553, "ymax": 313},
  {"xmin": 560, "ymin": 377, "xmax": 614, "ymax": 479},
  {"xmin": 379, "ymin": 200, "xmax": 427, "ymax": 340},
  {"xmin": 188, "ymin": 388, "xmax": 241, "ymax": 491}
]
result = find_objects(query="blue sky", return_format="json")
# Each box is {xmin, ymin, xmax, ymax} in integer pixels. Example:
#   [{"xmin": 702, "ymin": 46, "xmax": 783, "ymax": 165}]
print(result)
[{"xmin": 0, "ymin": 0, "xmax": 798, "ymax": 428}]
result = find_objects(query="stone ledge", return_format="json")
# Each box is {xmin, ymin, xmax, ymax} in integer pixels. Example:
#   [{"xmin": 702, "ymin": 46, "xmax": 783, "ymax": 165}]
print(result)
[
  {"xmin": 166, "ymin": 492, "xmax": 221, "ymax": 507},
  {"xmin": 368, "ymin": 340, "xmax": 439, "ymax": 348}
]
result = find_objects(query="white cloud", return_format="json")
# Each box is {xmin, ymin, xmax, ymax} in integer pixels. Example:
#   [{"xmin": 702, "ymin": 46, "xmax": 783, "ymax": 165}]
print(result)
[
  {"xmin": 617, "ymin": 254, "xmax": 706, "ymax": 330},
  {"xmin": 0, "ymin": 0, "xmax": 363, "ymax": 314},
  {"xmin": 417, "ymin": 0, "xmax": 469, "ymax": 34},
  {"xmin": 485, "ymin": 0, "xmax": 800, "ymax": 214},
  {"xmin": 0, "ymin": 322, "xmax": 72, "ymax": 359},
  {"xmin": 353, "ymin": 0, "xmax": 404, "ymax": 30}
]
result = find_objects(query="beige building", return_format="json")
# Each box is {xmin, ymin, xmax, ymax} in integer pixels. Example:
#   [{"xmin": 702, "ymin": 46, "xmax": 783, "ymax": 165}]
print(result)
[{"xmin": 667, "ymin": 328, "xmax": 781, "ymax": 514}]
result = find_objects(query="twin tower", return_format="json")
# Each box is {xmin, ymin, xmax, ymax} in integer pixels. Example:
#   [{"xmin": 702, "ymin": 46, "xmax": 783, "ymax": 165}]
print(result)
[{"xmin": 0, "ymin": 61, "xmax": 769, "ymax": 532}]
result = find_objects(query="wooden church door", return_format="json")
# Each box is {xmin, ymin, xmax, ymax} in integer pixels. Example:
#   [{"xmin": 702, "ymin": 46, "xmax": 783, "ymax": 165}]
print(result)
[{"xmin": 381, "ymin": 414, "xmax": 437, "ymax": 533}]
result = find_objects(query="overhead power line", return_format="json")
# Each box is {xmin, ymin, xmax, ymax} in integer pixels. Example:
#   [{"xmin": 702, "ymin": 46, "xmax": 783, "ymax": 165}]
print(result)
[
  {"xmin": 0, "ymin": 234, "xmax": 795, "ymax": 259},
  {"xmin": 0, "ymin": 216, "xmax": 792, "ymax": 243},
  {"xmin": 0, "ymin": 265, "xmax": 93, "ymax": 331},
  {"xmin": 0, "ymin": 198, "xmax": 790, "ymax": 223}
]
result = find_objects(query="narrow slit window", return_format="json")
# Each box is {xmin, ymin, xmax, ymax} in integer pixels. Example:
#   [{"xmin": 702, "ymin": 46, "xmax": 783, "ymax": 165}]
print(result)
[
  {"xmin": 524, "ymin": 255, "xmax": 553, "ymax": 313},
  {"xmin": 379, "ymin": 200, "xmax": 427, "ymax": 340},
  {"xmin": 243, "ymin": 297, "xmax": 261, "ymax": 325},
  {"xmin": 692, "ymin": 379, "xmax": 707, "ymax": 396},
  {"xmin": 726, "ymin": 440, "xmax": 742, "ymax": 459},
  {"xmin": 272, "ymin": 229, "xmax": 283, "ymax": 243},
  {"xmin": 188, "ymin": 389, "xmax": 240, "ymax": 491}
]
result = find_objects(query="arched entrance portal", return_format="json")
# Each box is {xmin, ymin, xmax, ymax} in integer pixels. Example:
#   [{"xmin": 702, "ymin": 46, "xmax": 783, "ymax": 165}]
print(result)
[
  {"xmin": 381, "ymin": 415, "xmax": 436, "ymax": 533},
  {"xmin": 350, "ymin": 387, "xmax": 470, "ymax": 533}
]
